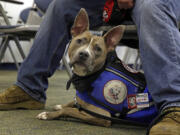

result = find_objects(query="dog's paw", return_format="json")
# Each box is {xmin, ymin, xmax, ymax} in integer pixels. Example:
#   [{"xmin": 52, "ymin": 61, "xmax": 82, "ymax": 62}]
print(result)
[
  {"xmin": 53, "ymin": 105, "xmax": 62, "ymax": 111},
  {"xmin": 36, "ymin": 112, "xmax": 49, "ymax": 120}
]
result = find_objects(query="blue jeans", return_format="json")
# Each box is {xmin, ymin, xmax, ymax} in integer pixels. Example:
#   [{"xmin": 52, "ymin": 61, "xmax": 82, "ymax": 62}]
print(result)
[
  {"xmin": 132, "ymin": 0, "xmax": 180, "ymax": 111},
  {"xmin": 16, "ymin": 0, "xmax": 106, "ymax": 103},
  {"xmin": 16, "ymin": 0, "xmax": 180, "ymax": 111}
]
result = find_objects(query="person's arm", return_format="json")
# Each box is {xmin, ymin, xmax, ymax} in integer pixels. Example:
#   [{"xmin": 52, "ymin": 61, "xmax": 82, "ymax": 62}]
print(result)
[{"xmin": 117, "ymin": 0, "xmax": 134, "ymax": 9}]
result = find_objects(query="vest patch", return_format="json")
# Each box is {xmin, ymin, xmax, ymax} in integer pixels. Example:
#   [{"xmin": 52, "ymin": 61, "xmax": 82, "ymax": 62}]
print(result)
[
  {"xmin": 136, "ymin": 93, "xmax": 150, "ymax": 108},
  {"xmin": 103, "ymin": 80, "xmax": 127, "ymax": 104},
  {"xmin": 127, "ymin": 94, "xmax": 137, "ymax": 109}
]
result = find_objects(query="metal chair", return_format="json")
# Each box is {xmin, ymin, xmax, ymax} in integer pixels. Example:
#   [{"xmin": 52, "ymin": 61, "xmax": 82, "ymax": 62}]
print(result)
[
  {"xmin": 0, "ymin": 0, "xmax": 53, "ymax": 69},
  {"xmin": 18, "ymin": 0, "xmax": 53, "ymax": 24},
  {"xmin": 0, "ymin": 25, "xmax": 39, "ymax": 69},
  {"xmin": 19, "ymin": 7, "xmax": 43, "ymax": 24}
]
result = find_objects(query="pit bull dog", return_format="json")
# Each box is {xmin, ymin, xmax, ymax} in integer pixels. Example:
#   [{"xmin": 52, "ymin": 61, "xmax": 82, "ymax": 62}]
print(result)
[{"xmin": 37, "ymin": 8, "xmax": 157, "ymax": 127}]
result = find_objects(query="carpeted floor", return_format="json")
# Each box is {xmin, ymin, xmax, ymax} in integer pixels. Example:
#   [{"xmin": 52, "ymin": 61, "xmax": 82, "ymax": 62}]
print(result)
[{"xmin": 0, "ymin": 70, "xmax": 146, "ymax": 135}]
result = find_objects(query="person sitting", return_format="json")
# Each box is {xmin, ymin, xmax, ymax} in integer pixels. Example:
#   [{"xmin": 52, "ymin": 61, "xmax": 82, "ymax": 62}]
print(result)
[{"xmin": 0, "ymin": 0, "xmax": 179, "ymax": 135}]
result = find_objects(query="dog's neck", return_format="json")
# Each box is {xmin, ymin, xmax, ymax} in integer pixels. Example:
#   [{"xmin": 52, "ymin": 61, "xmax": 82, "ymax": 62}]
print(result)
[
  {"xmin": 66, "ymin": 65, "xmax": 105, "ymax": 92},
  {"xmin": 66, "ymin": 51, "xmax": 116, "ymax": 92}
]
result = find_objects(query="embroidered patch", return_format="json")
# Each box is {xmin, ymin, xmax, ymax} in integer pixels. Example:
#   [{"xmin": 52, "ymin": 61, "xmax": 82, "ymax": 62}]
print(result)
[
  {"xmin": 127, "ymin": 95, "xmax": 137, "ymax": 109},
  {"xmin": 103, "ymin": 80, "xmax": 127, "ymax": 104},
  {"xmin": 136, "ymin": 93, "xmax": 149, "ymax": 108}
]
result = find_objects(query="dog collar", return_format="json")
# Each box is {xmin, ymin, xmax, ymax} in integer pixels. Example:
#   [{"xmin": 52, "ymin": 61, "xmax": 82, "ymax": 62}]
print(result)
[
  {"xmin": 66, "ymin": 52, "xmax": 117, "ymax": 92},
  {"xmin": 66, "ymin": 64, "xmax": 105, "ymax": 93}
]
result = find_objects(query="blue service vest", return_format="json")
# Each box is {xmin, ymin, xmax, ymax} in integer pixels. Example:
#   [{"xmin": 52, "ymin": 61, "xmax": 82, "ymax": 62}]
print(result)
[{"xmin": 76, "ymin": 54, "xmax": 158, "ymax": 124}]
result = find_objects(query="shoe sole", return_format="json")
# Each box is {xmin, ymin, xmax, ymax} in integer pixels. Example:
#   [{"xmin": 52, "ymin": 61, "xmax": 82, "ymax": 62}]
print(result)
[{"xmin": 0, "ymin": 100, "xmax": 45, "ymax": 110}]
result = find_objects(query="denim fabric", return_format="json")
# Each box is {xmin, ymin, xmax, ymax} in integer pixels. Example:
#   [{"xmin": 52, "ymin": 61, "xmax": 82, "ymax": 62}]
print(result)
[
  {"xmin": 16, "ymin": 0, "xmax": 180, "ymax": 111},
  {"xmin": 16, "ymin": 0, "xmax": 106, "ymax": 103},
  {"xmin": 132, "ymin": 0, "xmax": 180, "ymax": 111}
]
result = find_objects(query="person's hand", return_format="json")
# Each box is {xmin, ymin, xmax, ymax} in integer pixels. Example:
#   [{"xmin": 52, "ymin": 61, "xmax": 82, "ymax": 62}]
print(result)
[{"xmin": 117, "ymin": 0, "xmax": 134, "ymax": 9}]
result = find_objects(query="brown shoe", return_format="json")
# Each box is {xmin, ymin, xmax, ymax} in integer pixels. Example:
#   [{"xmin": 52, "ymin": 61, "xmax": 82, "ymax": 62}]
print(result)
[
  {"xmin": 148, "ymin": 107, "xmax": 180, "ymax": 135},
  {"xmin": 0, "ymin": 85, "xmax": 45, "ymax": 110}
]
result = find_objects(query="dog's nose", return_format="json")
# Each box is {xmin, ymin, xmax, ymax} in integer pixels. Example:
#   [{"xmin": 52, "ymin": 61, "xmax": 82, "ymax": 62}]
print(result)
[{"xmin": 79, "ymin": 51, "xmax": 89, "ymax": 61}]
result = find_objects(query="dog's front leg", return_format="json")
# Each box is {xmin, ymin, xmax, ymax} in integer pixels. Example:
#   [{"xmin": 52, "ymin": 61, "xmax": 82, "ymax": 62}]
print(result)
[
  {"xmin": 59, "ymin": 108, "xmax": 112, "ymax": 127},
  {"xmin": 37, "ymin": 107, "xmax": 111, "ymax": 127},
  {"xmin": 53, "ymin": 101, "xmax": 75, "ymax": 111}
]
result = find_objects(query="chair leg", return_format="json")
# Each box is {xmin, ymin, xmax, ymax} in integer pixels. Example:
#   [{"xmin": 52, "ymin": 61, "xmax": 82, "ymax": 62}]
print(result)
[
  {"xmin": 13, "ymin": 37, "xmax": 26, "ymax": 59},
  {"xmin": 0, "ymin": 36, "xmax": 21, "ymax": 69},
  {"xmin": 0, "ymin": 4, "xmax": 11, "ymax": 25},
  {"xmin": 0, "ymin": 37, "xmax": 5, "ymax": 51},
  {"xmin": 8, "ymin": 45, "xmax": 20, "ymax": 69},
  {"xmin": 0, "ymin": 36, "xmax": 9, "ymax": 62}
]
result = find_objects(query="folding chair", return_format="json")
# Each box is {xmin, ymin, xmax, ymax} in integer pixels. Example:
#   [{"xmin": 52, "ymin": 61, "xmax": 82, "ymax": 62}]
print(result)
[
  {"xmin": 18, "ymin": 0, "xmax": 53, "ymax": 25},
  {"xmin": 19, "ymin": 7, "xmax": 43, "ymax": 24},
  {"xmin": 0, "ymin": 0, "xmax": 54, "ymax": 70},
  {"xmin": 0, "ymin": 25, "xmax": 39, "ymax": 69},
  {"xmin": 0, "ymin": 0, "xmax": 44, "ymax": 69}
]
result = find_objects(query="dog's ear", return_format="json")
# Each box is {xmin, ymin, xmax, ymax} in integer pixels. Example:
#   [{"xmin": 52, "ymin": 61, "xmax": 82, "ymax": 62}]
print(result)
[
  {"xmin": 71, "ymin": 8, "xmax": 89, "ymax": 37},
  {"xmin": 104, "ymin": 25, "xmax": 125, "ymax": 52}
]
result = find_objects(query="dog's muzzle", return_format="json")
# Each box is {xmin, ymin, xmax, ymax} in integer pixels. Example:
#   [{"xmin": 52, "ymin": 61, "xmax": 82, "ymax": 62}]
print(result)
[{"xmin": 78, "ymin": 51, "xmax": 89, "ymax": 61}]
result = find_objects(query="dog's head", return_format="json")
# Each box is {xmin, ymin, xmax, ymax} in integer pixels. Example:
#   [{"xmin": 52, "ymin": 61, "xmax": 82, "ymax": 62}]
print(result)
[{"xmin": 68, "ymin": 8, "xmax": 125, "ymax": 76}]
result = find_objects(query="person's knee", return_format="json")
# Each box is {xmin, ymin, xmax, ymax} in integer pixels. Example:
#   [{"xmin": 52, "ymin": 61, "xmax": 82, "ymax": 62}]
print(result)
[
  {"xmin": 140, "ymin": 0, "xmax": 164, "ymax": 22},
  {"xmin": 49, "ymin": 0, "xmax": 72, "ymax": 15}
]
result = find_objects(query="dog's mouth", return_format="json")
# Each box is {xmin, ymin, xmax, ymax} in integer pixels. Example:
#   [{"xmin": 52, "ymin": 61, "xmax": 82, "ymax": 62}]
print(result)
[
  {"xmin": 70, "ymin": 60, "xmax": 86, "ymax": 67},
  {"xmin": 70, "ymin": 60, "xmax": 94, "ymax": 76}
]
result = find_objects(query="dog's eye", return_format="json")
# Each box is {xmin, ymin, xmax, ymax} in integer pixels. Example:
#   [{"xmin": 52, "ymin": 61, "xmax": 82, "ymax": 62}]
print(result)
[
  {"xmin": 76, "ymin": 38, "xmax": 88, "ymax": 44},
  {"xmin": 94, "ymin": 45, "xmax": 102, "ymax": 52},
  {"xmin": 76, "ymin": 39, "xmax": 82, "ymax": 44}
]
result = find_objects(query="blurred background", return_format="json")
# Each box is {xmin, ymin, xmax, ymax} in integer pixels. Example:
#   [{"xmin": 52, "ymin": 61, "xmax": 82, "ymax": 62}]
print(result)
[{"xmin": 0, "ymin": 0, "xmax": 139, "ymax": 70}]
